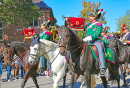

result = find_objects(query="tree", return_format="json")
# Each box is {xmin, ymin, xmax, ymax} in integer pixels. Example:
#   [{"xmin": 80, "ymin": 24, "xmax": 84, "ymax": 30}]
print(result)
[
  {"xmin": 116, "ymin": 10, "xmax": 130, "ymax": 31},
  {"xmin": 81, "ymin": 0, "xmax": 106, "ymax": 24},
  {"xmin": 0, "ymin": 0, "xmax": 42, "ymax": 27}
]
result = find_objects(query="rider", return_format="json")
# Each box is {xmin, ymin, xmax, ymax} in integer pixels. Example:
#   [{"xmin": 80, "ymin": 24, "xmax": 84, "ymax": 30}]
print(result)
[
  {"xmin": 101, "ymin": 27, "xmax": 110, "ymax": 47},
  {"xmin": 38, "ymin": 18, "xmax": 52, "ymax": 77},
  {"xmin": 83, "ymin": 9, "xmax": 106, "ymax": 76},
  {"xmin": 120, "ymin": 24, "xmax": 130, "ymax": 45}
]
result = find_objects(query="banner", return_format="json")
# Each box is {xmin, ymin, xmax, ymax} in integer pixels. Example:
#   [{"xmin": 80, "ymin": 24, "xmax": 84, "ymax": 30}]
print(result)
[
  {"xmin": 25, "ymin": 28, "xmax": 35, "ymax": 36},
  {"xmin": 67, "ymin": 17, "xmax": 85, "ymax": 31}
]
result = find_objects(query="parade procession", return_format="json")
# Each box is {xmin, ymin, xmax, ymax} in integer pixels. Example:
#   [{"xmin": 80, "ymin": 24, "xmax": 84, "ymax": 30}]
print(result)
[{"xmin": 1, "ymin": 0, "xmax": 130, "ymax": 88}]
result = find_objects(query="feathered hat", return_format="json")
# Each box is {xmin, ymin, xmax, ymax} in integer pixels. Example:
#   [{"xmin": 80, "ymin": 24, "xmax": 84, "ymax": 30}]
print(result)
[
  {"xmin": 41, "ymin": 18, "xmax": 52, "ymax": 27},
  {"xmin": 102, "ymin": 26, "xmax": 110, "ymax": 34},
  {"xmin": 122, "ymin": 24, "xmax": 129, "ymax": 31},
  {"xmin": 89, "ymin": 9, "xmax": 103, "ymax": 19}
]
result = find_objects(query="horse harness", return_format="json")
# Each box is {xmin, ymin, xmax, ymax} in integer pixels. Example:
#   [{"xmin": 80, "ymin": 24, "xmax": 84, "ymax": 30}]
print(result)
[{"xmin": 29, "ymin": 43, "xmax": 60, "ymax": 65}]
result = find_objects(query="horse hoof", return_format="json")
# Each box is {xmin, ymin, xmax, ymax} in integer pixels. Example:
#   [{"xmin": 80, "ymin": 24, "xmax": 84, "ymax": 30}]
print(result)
[{"xmin": 122, "ymin": 83, "xmax": 127, "ymax": 87}]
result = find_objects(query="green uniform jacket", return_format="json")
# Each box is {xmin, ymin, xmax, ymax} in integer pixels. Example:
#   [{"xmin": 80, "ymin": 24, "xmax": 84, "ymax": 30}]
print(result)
[
  {"xmin": 102, "ymin": 36, "xmax": 109, "ymax": 47},
  {"xmin": 39, "ymin": 30, "xmax": 51, "ymax": 40},
  {"xmin": 86, "ymin": 22, "xmax": 103, "ymax": 42}
]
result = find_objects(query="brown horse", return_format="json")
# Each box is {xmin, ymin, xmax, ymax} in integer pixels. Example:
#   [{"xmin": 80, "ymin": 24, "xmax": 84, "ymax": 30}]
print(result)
[
  {"xmin": 4, "ymin": 41, "xmax": 47, "ymax": 88},
  {"xmin": 3, "ymin": 46, "xmax": 12, "ymax": 67},
  {"xmin": 58, "ymin": 27, "xmax": 120, "ymax": 88}
]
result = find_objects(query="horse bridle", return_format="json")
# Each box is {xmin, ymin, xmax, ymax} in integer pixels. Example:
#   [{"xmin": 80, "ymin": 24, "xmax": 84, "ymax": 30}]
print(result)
[
  {"xmin": 29, "ymin": 43, "xmax": 58, "ymax": 62},
  {"xmin": 58, "ymin": 29, "xmax": 84, "ymax": 52},
  {"xmin": 58, "ymin": 29, "xmax": 71, "ymax": 50}
]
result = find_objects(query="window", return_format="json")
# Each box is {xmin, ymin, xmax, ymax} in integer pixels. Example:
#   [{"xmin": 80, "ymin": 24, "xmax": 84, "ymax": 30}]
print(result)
[
  {"xmin": 0, "ymin": 23, "xmax": 4, "ymax": 41},
  {"xmin": 29, "ymin": 19, "xmax": 39, "ymax": 27}
]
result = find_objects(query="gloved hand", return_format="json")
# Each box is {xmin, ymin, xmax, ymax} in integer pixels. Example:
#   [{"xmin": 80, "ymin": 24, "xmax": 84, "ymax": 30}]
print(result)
[
  {"xmin": 83, "ymin": 36, "xmax": 92, "ymax": 42},
  {"xmin": 123, "ymin": 42, "xmax": 127, "ymax": 45}
]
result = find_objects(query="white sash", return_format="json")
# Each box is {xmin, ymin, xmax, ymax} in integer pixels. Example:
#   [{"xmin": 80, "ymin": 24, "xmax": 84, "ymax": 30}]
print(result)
[
  {"xmin": 87, "ymin": 22, "xmax": 98, "ymax": 31},
  {"xmin": 121, "ymin": 33, "xmax": 129, "ymax": 41}
]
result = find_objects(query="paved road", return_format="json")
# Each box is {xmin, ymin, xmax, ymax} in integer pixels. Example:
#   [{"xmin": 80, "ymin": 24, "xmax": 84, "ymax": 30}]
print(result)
[{"xmin": 1, "ymin": 68, "xmax": 130, "ymax": 88}]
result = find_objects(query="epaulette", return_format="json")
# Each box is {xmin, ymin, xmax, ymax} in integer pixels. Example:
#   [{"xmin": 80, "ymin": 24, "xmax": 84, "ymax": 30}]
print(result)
[
  {"xmin": 97, "ymin": 23, "xmax": 102, "ymax": 26},
  {"xmin": 46, "ymin": 31, "xmax": 51, "ymax": 35}
]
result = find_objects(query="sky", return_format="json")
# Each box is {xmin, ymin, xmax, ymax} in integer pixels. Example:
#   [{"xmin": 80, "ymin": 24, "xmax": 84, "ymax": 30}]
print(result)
[{"xmin": 43, "ymin": 0, "xmax": 130, "ymax": 32}]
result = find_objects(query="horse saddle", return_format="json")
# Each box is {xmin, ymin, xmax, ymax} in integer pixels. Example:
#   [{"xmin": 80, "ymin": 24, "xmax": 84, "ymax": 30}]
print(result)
[{"xmin": 84, "ymin": 43, "xmax": 115, "ymax": 64}]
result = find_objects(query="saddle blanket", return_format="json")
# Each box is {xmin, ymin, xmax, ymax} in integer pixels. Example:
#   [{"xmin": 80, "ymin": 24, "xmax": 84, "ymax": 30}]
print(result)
[{"xmin": 88, "ymin": 44, "xmax": 115, "ymax": 64}]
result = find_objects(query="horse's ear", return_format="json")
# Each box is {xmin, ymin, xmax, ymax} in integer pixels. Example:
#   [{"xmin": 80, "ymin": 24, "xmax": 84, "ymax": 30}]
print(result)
[{"xmin": 64, "ymin": 20, "xmax": 69, "ymax": 27}]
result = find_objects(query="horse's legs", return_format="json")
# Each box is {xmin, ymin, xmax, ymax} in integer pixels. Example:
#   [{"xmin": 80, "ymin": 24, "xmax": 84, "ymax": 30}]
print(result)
[
  {"xmin": 53, "ymin": 71, "xmax": 66, "ymax": 88},
  {"xmin": 84, "ymin": 70, "xmax": 91, "ymax": 88},
  {"xmin": 21, "ymin": 71, "xmax": 30, "ymax": 88},
  {"xmin": 63, "ymin": 74, "xmax": 66, "ymax": 88},
  {"xmin": 80, "ymin": 76, "xmax": 85, "ymax": 88},
  {"xmin": 101, "ymin": 76, "xmax": 107, "ymax": 88},
  {"xmin": 31, "ymin": 73, "xmax": 39, "ymax": 88},
  {"xmin": 109, "ymin": 67, "xmax": 120, "ymax": 88},
  {"xmin": 119, "ymin": 64, "xmax": 123, "ymax": 73},
  {"xmin": 122, "ymin": 62, "xmax": 128, "ymax": 87},
  {"xmin": 68, "ymin": 72, "xmax": 80, "ymax": 88}
]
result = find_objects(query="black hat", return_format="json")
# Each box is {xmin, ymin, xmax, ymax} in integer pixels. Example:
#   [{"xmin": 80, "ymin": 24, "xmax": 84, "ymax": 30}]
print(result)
[
  {"xmin": 89, "ymin": 9, "xmax": 103, "ymax": 19},
  {"xmin": 102, "ymin": 26, "xmax": 110, "ymax": 34}
]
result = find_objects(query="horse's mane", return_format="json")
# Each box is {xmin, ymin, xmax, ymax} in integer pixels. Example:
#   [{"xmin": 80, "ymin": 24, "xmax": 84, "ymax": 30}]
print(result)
[
  {"xmin": 40, "ymin": 39, "xmax": 58, "ymax": 48},
  {"xmin": 8, "ymin": 41, "xmax": 30, "ymax": 48},
  {"xmin": 66, "ymin": 27, "xmax": 83, "ymax": 43},
  {"xmin": 115, "ymin": 38, "xmax": 124, "ymax": 46}
]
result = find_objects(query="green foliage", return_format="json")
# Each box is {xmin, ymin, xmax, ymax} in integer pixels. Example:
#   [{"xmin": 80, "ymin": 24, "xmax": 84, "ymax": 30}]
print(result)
[
  {"xmin": 116, "ymin": 10, "xmax": 130, "ymax": 31},
  {"xmin": 81, "ymin": 0, "xmax": 106, "ymax": 24},
  {"xmin": 0, "ymin": 0, "xmax": 43, "ymax": 27},
  {"xmin": 77, "ymin": 31, "xmax": 86, "ymax": 39}
]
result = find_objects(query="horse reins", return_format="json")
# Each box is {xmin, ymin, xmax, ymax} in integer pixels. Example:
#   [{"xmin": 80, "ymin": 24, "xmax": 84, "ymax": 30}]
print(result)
[
  {"xmin": 59, "ymin": 29, "xmax": 85, "ymax": 74},
  {"xmin": 29, "ymin": 43, "xmax": 59, "ymax": 64}
]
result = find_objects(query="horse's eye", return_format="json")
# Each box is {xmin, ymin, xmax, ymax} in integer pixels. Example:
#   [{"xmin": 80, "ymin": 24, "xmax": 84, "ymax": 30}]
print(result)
[
  {"xmin": 66, "ymin": 35, "xmax": 69, "ymax": 38},
  {"xmin": 34, "ymin": 48, "xmax": 37, "ymax": 51}
]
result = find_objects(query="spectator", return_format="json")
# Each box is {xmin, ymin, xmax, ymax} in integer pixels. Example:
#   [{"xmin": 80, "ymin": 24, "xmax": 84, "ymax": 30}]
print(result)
[
  {"xmin": 11, "ymin": 54, "xmax": 21, "ymax": 80},
  {"xmin": 19, "ymin": 61, "xmax": 25, "ymax": 79},
  {"xmin": 0, "ymin": 49, "xmax": 3, "ymax": 82}
]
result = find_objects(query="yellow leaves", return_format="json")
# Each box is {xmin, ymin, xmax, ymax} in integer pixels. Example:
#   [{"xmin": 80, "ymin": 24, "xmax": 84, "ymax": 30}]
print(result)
[{"xmin": 81, "ymin": 0, "xmax": 106, "ymax": 24}]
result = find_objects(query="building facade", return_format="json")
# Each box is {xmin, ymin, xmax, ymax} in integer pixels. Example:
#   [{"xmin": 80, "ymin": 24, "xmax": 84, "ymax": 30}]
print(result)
[{"xmin": 1, "ymin": 0, "xmax": 56, "ymax": 45}]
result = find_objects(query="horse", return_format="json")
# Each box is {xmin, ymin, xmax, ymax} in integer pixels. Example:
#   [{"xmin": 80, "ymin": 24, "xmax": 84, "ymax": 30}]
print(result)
[
  {"xmin": 109, "ymin": 38, "xmax": 129, "ymax": 87},
  {"xmin": 3, "ymin": 41, "xmax": 47, "ymax": 88},
  {"xmin": 3, "ymin": 45, "xmax": 13, "ymax": 67},
  {"xmin": 28, "ymin": 36, "xmax": 88, "ymax": 88},
  {"xmin": 58, "ymin": 27, "xmax": 120, "ymax": 88}
]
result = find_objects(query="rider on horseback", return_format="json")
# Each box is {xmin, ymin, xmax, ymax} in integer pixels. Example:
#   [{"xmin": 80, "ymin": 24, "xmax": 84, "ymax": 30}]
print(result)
[
  {"xmin": 101, "ymin": 27, "xmax": 110, "ymax": 47},
  {"xmin": 37, "ymin": 18, "xmax": 53, "ymax": 76},
  {"xmin": 83, "ymin": 9, "xmax": 106, "ymax": 76},
  {"xmin": 120, "ymin": 24, "xmax": 130, "ymax": 45}
]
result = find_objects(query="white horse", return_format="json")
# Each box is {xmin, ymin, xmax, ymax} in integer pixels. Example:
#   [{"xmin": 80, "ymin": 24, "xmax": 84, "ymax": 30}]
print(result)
[{"xmin": 28, "ymin": 37, "xmax": 88, "ymax": 88}]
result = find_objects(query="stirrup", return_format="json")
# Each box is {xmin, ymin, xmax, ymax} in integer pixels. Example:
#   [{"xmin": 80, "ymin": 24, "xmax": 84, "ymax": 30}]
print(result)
[{"xmin": 100, "ymin": 69, "xmax": 105, "ymax": 77}]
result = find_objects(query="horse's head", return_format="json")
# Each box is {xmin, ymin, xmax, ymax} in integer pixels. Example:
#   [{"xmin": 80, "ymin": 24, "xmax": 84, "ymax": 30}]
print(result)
[
  {"xmin": 28, "ymin": 36, "xmax": 40, "ymax": 65},
  {"xmin": 58, "ymin": 28, "xmax": 71, "ymax": 56},
  {"xmin": 3, "ymin": 46, "xmax": 13, "ymax": 66},
  {"xmin": 109, "ymin": 38, "xmax": 122, "ymax": 48}
]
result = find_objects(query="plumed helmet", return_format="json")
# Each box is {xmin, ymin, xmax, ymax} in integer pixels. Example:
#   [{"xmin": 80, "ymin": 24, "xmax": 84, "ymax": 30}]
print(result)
[
  {"xmin": 41, "ymin": 21, "xmax": 48, "ymax": 26},
  {"xmin": 102, "ymin": 26, "xmax": 110, "ymax": 34},
  {"xmin": 89, "ymin": 9, "xmax": 103, "ymax": 19},
  {"xmin": 41, "ymin": 18, "xmax": 52, "ymax": 28},
  {"xmin": 122, "ymin": 24, "xmax": 129, "ymax": 31}
]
